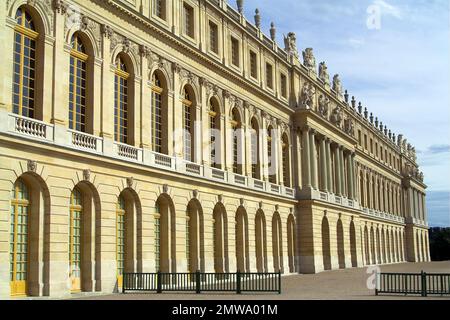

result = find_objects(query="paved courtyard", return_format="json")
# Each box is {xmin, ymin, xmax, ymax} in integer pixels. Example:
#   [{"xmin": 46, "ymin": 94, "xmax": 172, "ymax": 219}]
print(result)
[{"xmin": 71, "ymin": 261, "xmax": 450, "ymax": 300}]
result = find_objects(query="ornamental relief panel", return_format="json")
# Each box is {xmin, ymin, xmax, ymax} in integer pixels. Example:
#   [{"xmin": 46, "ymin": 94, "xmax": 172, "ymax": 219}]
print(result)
[{"xmin": 7, "ymin": 0, "xmax": 54, "ymax": 32}]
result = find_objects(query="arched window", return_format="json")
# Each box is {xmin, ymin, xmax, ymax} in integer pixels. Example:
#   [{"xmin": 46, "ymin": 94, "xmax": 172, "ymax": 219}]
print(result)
[
  {"xmin": 151, "ymin": 73, "xmax": 163, "ymax": 153},
  {"xmin": 267, "ymin": 126, "xmax": 276, "ymax": 183},
  {"xmin": 251, "ymin": 118, "xmax": 260, "ymax": 179},
  {"xmin": 116, "ymin": 195, "xmax": 126, "ymax": 286},
  {"xmin": 13, "ymin": 7, "xmax": 38, "ymax": 118},
  {"xmin": 209, "ymin": 98, "xmax": 220, "ymax": 168},
  {"xmin": 114, "ymin": 56, "xmax": 129, "ymax": 144},
  {"xmin": 282, "ymin": 134, "xmax": 290, "ymax": 187},
  {"xmin": 10, "ymin": 179, "xmax": 30, "ymax": 296},
  {"xmin": 69, "ymin": 34, "xmax": 88, "ymax": 132},
  {"xmin": 231, "ymin": 108, "xmax": 241, "ymax": 174},
  {"xmin": 69, "ymin": 188, "xmax": 83, "ymax": 292},
  {"xmin": 182, "ymin": 87, "xmax": 194, "ymax": 161}
]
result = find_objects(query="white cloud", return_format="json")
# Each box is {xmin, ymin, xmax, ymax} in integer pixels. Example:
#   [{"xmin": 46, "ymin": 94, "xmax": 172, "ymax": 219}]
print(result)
[
  {"xmin": 373, "ymin": 0, "xmax": 403, "ymax": 19},
  {"xmin": 348, "ymin": 37, "xmax": 366, "ymax": 48}
]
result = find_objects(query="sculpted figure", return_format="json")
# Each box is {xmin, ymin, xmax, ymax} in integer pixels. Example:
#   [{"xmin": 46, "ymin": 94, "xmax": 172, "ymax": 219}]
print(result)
[
  {"xmin": 284, "ymin": 32, "xmax": 299, "ymax": 59},
  {"xmin": 318, "ymin": 95, "xmax": 329, "ymax": 117},
  {"xmin": 318, "ymin": 62, "xmax": 330, "ymax": 86},
  {"xmin": 344, "ymin": 118, "xmax": 355, "ymax": 136},
  {"xmin": 330, "ymin": 106, "xmax": 343, "ymax": 127},
  {"xmin": 300, "ymin": 82, "xmax": 315, "ymax": 109},
  {"xmin": 302, "ymin": 48, "xmax": 316, "ymax": 73},
  {"xmin": 332, "ymin": 74, "xmax": 343, "ymax": 97}
]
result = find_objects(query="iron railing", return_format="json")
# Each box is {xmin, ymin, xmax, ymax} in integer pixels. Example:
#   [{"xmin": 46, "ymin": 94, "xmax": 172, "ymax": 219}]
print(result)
[
  {"xmin": 376, "ymin": 271, "xmax": 450, "ymax": 296},
  {"xmin": 122, "ymin": 271, "xmax": 281, "ymax": 294}
]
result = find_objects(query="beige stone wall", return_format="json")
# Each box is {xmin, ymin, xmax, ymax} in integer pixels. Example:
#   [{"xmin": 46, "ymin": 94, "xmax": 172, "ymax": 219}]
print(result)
[{"xmin": 0, "ymin": 0, "xmax": 431, "ymax": 298}]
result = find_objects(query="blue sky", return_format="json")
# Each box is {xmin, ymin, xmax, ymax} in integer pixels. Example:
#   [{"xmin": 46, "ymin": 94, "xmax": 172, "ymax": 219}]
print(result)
[{"xmin": 236, "ymin": 0, "xmax": 450, "ymax": 226}]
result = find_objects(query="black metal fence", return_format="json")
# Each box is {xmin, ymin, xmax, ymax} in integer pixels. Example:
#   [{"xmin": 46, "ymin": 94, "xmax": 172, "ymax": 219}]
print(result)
[
  {"xmin": 376, "ymin": 271, "xmax": 450, "ymax": 296},
  {"xmin": 122, "ymin": 271, "xmax": 281, "ymax": 294}
]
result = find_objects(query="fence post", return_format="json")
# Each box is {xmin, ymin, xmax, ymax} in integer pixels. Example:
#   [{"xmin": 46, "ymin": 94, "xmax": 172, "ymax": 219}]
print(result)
[
  {"xmin": 196, "ymin": 270, "xmax": 201, "ymax": 294},
  {"xmin": 375, "ymin": 271, "xmax": 378, "ymax": 296},
  {"xmin": 421, "ymin": 271, "xmax": 427, "ymax": 297},
  {"xmin": 278, "ymin": 271, "xmax": 281, "ymax": 294},
  {"xmin": 157, "ymin": 271, "xmax": 162, "ymax": 294},
  {"xmin": 236, "ymin": 271, "xmax": 241, "ymax": 294}
]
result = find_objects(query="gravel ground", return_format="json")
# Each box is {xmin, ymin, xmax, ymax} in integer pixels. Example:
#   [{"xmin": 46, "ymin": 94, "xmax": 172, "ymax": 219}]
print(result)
[{"xmin": 70, "ymin": 261, "xmax": 450, "ymax": 300}]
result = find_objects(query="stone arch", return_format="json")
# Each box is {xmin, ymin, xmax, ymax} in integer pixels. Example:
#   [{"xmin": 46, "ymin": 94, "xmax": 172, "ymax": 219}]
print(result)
[
  {"xmin": 272, "ymin": 212, "xmax": 283, "ymax": 272},
  {"xmin": 281, "ymin": 132, "xmax": 291, "ymax": 187},
  {"xmin": 149, "ymin": 65, "xmax": 172, "ymax": 91},
  {"xmin": 336, "ymin": 218, "xmax": 345, "ymax": 269},
  {"xmin": 8, "ymin": 0, "xmax": 52, "ymax": 36},
  {"xmin": 155, "ymin": 193, "xmax": 177, "ymax": 272},
  {"xmin": 68, "ymin": 180, "xmax": 101, "ymax": 293},
  {"xmin": 287, "ymin": 214, "xmax": 296, "ymax": 273},
  {"xmin": 116, "ymin": 187, "xmax": 143, "ymax": 280},
  {"xmin": 65, "ymin": 26, "xmax": 100, "ymax": 58},
  {"xmin": 185, "ymin": 198, "xmax": 204, "ymax": 272},
  {"xmin": 363, "ymin": 225, "xmax": 370, "ymax": 265},
  {"xmin": 110, "ymin": 46, "xmax": 140, "ymax": 78},
  {"xmin": 386, "ymin": 228, "xmax": 391, "ymax": 263},
  {"xmin": 349, "ymin": 220, "xmax": 357, "ymax": 267},
  {"xmin": 376, "ymin": 227, "xmax": 381, "ymax": 265},
  {"xmin": 213, "ymin": 202, "xmax": 228, "ymax": 273},
  {"xmin": 208, "ymin": 94, "xmax": 224, "ymax": 114},
  {"xmin": 235, "ymin": 206, "xmax": 249, "ymax": 272},
  {"xmin": 370, "ymin": 226, "xmax": 375, "ymax": 264},
  {"xmin": 179, "ymin": 81, "xmax": 200, "ymax": 105},
  {"xmin": 321, "ymin": 216, "xmax": 331, "ymax": 270},
  {"xmin": 255, "ymin": 209, "xmax": 267, "ymax": 272},
  {"xmin": 10, "ymin": 171, "xmax": 51, "ymax": 296},
  {"xmin": 381, "ymin": 227, "xmax": 386, "ymax": 264}
]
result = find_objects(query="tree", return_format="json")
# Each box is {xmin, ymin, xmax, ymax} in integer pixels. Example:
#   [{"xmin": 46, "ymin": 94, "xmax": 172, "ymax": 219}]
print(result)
[{"xmin": 429, "ymin": 227, "xmax": 450, "ymax": 261}]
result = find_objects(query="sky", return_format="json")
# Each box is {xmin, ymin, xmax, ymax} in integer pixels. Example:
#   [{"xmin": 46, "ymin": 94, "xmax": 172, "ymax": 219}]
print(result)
[{"xmin": 235, "ymin": 0, "xmax": 450, "ymax": 226}]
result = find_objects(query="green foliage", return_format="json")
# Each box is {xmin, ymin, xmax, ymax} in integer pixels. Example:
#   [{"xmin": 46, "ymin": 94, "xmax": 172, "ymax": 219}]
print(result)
[{"xmin": 429, "ymin": 227, "xmax": 450, "ymax": 261}]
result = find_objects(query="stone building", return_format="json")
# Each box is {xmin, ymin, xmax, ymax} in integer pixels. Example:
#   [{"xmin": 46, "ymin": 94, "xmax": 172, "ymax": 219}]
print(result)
[{"xmin": 0, "ymin": 0, "xmax": 430, "ymax": 298}]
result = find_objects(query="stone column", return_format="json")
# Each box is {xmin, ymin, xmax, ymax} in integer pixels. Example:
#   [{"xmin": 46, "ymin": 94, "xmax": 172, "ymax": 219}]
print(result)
[
  {"xmin": 319, "ymin": 136, "xmax": 328, "ymax": 191},
  {"xmin": 339, "ymin": 147, "xmax": 345, "ymax": 197},
  {"xmin": 139, "ymin": 47, "xmax": 151, "ymax": 149},
  {"xmin": 51, "ymin": 9, "xmax": 70, "ymax": 145},
  {"xmin": 326, "ymin": 139, "xmax": 333, "ymax": 193},
  {"xmin": 346, "ymin": 151, "xmax": 354, "ymax": 199},
  {"xmin": 301, "ymin": 127, "xmax": 311, "ymax": 188},
  {"xmin": 334, "ymin": 145, "xmax": 342, "ymax": 195},
  {"xmin": 309, "ymin": 129, "xmax": 318, "ymax": 189},
  {"xmin": 100, "ymin": 25, "xmax": 114, "ymax": 156}
]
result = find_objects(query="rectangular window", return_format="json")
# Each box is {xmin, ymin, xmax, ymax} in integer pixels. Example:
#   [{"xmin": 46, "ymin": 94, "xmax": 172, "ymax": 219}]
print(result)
[
  {"xmin": 266, "ymin": 63, "xmax": 273, "ymax": 89},
  {"xmin": 153, "ymin": 0, "xmax": 165, "ymax": 20},
  {"xmin": 250, "ymin": 50, "xmax": 257, "ymax": 79},
  {"xmin": 370, "ymin": 138, "xmax": 373, "ymax": 154},
  {"xmin": 358, "ymin": 130, "xmax": 362, "ymax": 145},
  {"xmin": 375, "ymin": 142, "xmax": 378, "ymax": 157},
  {"xmin": 231, "ymin": 37, "xmax": 239, "ymax": 67},
  {"xmin": 183, "ymin": 3, "xmax": 194, "ymax": 38},
  {"xmin": 280, "ymin": 73, "xmax": 287, "ymax": 98},
  {"xmin": 209, "ymin": 21, "xmax": 218, "ymax": 53},
  {"xmin": 364, "ymin": 134, "xmax": 368, "ymax": 150}
]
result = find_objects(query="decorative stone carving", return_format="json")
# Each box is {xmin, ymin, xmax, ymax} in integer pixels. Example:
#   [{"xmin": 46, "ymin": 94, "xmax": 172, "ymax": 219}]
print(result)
[
  {"xmin": 27, "ymin": 160, "xmax": 37, "ymax": 173},
  {"xmin": 254, "ymin": 9, "xmax": 261, "ymax": 28},
  {"xmin": 237, "ymin": 0, "xmax": 244, "ymax": 14},
  {"xmin": 101, "ymin": 24, "xmax": 114, "ymax": 39},
  {"xmin": 318, "ymin": 62, "xmax": 330, "ymax": 86},
  {"xmin": 332, "ymin": 74, "xmax": 343, "ymax": 97},
  {"xmin": 344, "ymin": 118, "xmax": 355, "ymax": 136},
  {"xmin": 300, "ymin": 82, "xmax": 315, "ymax": 109},
  {"xmin": 318, "ymin": 94, "xmax": 329, "ymax": 118},
  {"xmin": 284, "ymin": 32, "xmax": 299, "ymax": 59},
  {"xmin": 83, "ymin": 169, "xmax": 91, "ymax": 181},
  {"xmin": 270, "ymin": 22, "xmax": 276, "ymax": 41},
  {"xmin": 139, "ymin": 44, "xmax": 151, "ymax": 58},
  {"xmin": 330, "ymin": 106, "xmax": 343, "ymax": 127},
  {"xmin": 179, "ymin": 67, "xmax": 199, "ymax": 87},
  {"xmin": 53, "ymin": 0, "xmax": 68, "ymax": 14},
  {"xmin": 126, "ymin": 177, "xmax": 134, "ymax": 189},
  {"xmin": 397, "ymin": 134, "xmax": 403, "ymax": 147},
  {"xmin": 302, "ymin": 48, "xmax": 316, "ymax": 73}
]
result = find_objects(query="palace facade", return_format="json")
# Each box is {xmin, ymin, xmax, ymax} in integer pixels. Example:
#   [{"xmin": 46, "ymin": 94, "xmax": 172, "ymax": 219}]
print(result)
[{"xmin": 0, "ymin": 0, "xmax": 430, "ymax": 298}]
